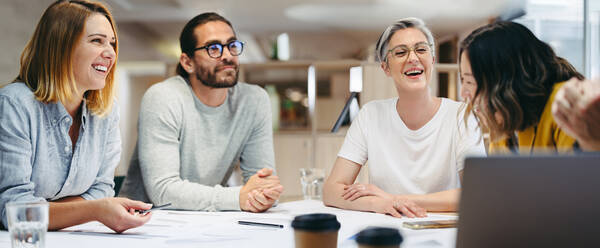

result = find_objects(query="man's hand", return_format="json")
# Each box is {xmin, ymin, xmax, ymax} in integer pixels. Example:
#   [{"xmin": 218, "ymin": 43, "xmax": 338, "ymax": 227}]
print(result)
[
  {"xmin": 240, "ymin": 168, "xmax": 284, "ymax": 212},
  {"xmin": 242, "ymin": 185, "xmax": 284, "ymax": 212},
  {"xmin": 552, "ymin": 78, "xmax": 600, "ymax": 151},
  {"xmin": 92, "ymin": 197, "xmax": 153, "ymax": 233}
]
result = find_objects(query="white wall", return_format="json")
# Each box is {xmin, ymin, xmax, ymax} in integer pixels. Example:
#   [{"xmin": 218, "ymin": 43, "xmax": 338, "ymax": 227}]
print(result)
[{"xmin": 0, "ymin": 0, "xmax": 54, "ymax": 85}]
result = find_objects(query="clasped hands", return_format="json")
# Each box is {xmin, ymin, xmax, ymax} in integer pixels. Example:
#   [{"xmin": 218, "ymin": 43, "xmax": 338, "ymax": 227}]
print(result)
[
  {"xmin": 239, "ymin": 168, "xmax": 284, "ymax": 212},
  {"xmin": 342, "ymin": 183, "xmax": 427, "ymax": 218}
]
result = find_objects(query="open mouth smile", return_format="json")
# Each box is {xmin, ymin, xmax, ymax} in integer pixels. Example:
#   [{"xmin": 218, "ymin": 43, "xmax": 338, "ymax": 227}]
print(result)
[
  {"xmin": 404, "ymin": 69, "xmax": 424, "ymax": 77},
  {"xmin": 93, "ymin": 64, "xmax": 108, "ymax": 73}
]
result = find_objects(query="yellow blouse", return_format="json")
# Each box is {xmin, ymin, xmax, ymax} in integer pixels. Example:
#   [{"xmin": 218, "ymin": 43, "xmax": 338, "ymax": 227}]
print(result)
[{"xmin": 488, "ymin": 82, "xmax": 576, "ymax": 154}]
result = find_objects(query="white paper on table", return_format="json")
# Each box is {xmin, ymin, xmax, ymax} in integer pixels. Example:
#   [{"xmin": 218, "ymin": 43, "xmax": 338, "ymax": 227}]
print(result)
[
  {"xmin": 163, "ymin": 217, "xmax": 294, "ymax": 247},
  {"xmin": 0, "ymin": 231, "xmax": 9, "ymax": 245},
  {"xmin": 275, "ymin": 200, "xmax": 458, "ymax": 246},
  {"xmin": 32, "ymin": 200, "xmax": 458, "ymax": 248}
]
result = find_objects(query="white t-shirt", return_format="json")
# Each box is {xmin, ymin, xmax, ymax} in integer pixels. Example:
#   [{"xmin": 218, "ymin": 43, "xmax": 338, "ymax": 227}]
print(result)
[{"xmin": 338, "ymin": 97, "xmax": 486, "ymax": 195}]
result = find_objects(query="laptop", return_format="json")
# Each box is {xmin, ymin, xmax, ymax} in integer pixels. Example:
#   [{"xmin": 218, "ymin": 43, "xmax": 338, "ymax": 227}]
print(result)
[{"xmin": 457, "ymin": 155, "xmax": 600, "ymax": 248}]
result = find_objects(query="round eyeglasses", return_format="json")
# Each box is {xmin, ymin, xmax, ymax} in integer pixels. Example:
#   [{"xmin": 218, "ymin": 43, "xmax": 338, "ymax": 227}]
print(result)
[
  {"xmin": 193, "ymin": 40, "xmax": 244, "ymax": 58},
  {"xmin": 386, "ymin": 42, "xmax": 432, "ymax": 61}
]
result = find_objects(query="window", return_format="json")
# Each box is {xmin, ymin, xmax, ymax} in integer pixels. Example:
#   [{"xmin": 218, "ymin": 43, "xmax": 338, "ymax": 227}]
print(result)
[
  {"xmin": 587, "ymin": 0, "xmax": 600, "ymax": 78},
  {"xmin": 515, "ymin": 0, "xmax": 600, "ymax": 78},
  {"xmin": 515, "ymin": 0, "xmax": 585, "ymax": 73}
]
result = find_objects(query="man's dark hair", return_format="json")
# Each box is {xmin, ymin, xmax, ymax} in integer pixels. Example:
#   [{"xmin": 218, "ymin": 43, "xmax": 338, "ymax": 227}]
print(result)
[{"xmin": 176, "ymin": 12, "xmax": 234, "ymax": 78}]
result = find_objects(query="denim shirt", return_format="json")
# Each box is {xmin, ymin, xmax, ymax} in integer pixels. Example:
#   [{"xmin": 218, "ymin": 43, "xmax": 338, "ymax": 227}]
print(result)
[{"xmin": 0, "ymin": 82, "xmax": 121, "ymax": 228}]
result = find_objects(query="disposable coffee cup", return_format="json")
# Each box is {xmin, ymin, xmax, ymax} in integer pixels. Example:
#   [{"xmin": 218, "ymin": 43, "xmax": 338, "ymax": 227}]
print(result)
[
  {"xmin": 291, "ymin": 213, "xmax": 341, "ymax": 248},
  {"xmin": 356, "ymin": 227, "xmax": 403, "ymax": 248}
]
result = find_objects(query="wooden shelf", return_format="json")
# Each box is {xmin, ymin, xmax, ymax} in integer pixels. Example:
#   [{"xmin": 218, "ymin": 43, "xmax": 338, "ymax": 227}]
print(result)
[
  {"xmin": 241, "ymin": 59, "xmax": 363, "ymax": 70},
  {"xmin": 436, "ymin": 63, "xmax": 459, "ymax": 72},
  {"xmin": 274, "ymin": 128, "xmax": 348, "ymax": 137},
  {"xmin": 241, "ymin": 60, "xmax": 313, "ymax": 69}
]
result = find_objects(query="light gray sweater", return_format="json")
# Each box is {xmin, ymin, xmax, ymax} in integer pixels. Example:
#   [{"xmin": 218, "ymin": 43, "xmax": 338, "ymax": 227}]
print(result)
[{"xmin": 119, "ymin": 76, "xmax": 274, "ymax": 211}]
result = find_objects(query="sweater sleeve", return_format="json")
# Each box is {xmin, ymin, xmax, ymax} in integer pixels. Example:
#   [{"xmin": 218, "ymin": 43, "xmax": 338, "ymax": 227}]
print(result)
[
  {"xmin": 137, "ymin": 86, "xmax": 241, "ymax": 211},
  {"xmin": 239, "ymin": 89, "xmax": 275, "ymax": 182}
]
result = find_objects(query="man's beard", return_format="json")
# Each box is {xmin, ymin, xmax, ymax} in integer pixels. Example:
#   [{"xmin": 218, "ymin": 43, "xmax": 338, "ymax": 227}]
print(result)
[{"xmin": 195, "ymin": 65, "xmax": 239, "ymax": 89}]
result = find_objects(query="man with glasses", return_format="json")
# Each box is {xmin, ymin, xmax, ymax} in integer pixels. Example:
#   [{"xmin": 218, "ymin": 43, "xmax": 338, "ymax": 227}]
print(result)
[{"xmin": 120, "ymin": 13, "xmax": 283, "ymax": 213}]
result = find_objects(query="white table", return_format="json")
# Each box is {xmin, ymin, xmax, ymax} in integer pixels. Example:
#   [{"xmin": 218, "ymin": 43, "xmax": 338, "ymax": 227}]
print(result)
[{"xmin": 0, "ymin": 200, "xmax": 457, "ymax": 247}]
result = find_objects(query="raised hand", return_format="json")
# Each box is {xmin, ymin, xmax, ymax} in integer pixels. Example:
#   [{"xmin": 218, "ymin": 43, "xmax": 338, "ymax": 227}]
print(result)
[{"xmin": 552, "ymin": 78, "xmax": 600, "ymax": 151}]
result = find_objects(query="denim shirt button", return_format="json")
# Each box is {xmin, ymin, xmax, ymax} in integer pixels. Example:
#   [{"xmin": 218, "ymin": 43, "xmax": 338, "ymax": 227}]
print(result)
[{"xmin": 64, "ymin": 146, "xmax": 70, "ymax": 152}]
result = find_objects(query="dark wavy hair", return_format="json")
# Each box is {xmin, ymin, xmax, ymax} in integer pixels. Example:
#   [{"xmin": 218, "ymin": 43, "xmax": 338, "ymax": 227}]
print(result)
[
  {"xmin": 176, "ymin": 12, "xmax": 233, "ymax": 79},
  {"xmin": 459, "ymin": 21, "xmax": 583, "ymax": 141}
]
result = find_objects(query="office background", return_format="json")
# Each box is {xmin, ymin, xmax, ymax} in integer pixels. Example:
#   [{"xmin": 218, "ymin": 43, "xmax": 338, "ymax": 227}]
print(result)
[{"xmin": 0, "ymin": 0, "xmax": 598, "ymax": 198}]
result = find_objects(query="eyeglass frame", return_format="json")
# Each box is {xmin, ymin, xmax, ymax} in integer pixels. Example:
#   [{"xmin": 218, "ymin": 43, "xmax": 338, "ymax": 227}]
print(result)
[
  {"xmin": 193, "ymin": 40, "xmax": 245, "ymax": 58},
  {"xmin": 385, "ymin": 42, "xmax": 433, "ymax": 61}
]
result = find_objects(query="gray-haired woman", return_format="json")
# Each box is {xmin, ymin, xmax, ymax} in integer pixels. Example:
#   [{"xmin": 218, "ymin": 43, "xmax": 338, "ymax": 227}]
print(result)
[{"xmin": 322, "ymin": 18, "xmax": 485, "ymax": 217}]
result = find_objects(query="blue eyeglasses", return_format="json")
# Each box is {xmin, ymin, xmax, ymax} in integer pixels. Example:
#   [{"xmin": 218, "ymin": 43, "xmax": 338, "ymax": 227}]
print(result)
[{"xmin": 193, "ymin": 40, "xmax": 244, "ymax": 58}]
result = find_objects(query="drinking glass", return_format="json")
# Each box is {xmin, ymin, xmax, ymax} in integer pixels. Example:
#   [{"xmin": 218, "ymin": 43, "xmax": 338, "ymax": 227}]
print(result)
[
  {"xmin": 6, "ymin": 201, "xmax": 49, "ymax": 248},
  {"xmin": 299, "ymin": 168, "xmax": 325, "ymax": 200}
]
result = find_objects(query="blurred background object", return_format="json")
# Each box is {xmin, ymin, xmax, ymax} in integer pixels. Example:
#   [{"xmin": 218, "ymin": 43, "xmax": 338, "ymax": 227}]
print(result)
[{"xmin": 1, "ymin": 0, "xmax": 597, "ymax": 199}]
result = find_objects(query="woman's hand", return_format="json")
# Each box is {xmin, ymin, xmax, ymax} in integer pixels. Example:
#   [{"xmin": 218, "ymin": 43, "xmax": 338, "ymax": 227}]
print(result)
[
  {"xmin": 92, "ymin": 197, "xmax": 153, "ymax": 233},
  {"xmin": 342, "ymin": 183, "xmax": 392, "ymax": 201},
  {"xmin": 371, "ymin": 196, "xmax": 427, "ymax": 218}
]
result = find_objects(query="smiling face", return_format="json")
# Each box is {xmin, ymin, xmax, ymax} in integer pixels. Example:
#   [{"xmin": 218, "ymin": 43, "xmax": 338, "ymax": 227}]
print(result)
[
  {"xmin": 381, "ymin": 28, "xmax": 434, "ymax": 93},
  {"xmin": 71, "ymin": 13, "xmax": 116, "ymax": 95},
  {"xmin": 460, "ymin": 51, "xmax": 505, "ymax": 129},
  {"xmin": 184, "ymin": 20, "xmax": 239, "ymax": 88},
  {"xmin": 459, "ymin": 51, "xmax": 477, "ymax": 102}
]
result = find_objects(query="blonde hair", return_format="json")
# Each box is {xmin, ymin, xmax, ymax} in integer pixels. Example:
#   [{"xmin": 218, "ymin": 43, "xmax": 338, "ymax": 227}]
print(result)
[{"xmin": 16, "ymin": 0, "xmax": 118, "ymax": 117}]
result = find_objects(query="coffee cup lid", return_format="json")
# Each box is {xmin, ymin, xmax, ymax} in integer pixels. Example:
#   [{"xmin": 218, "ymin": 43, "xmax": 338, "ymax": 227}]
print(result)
[
  {"xmin": 291, "ymin": 213, "xmax": 341, "ymax": 232},
  {"xmin": 356, "ymin": 227, "xmax": 403, "ymax": 246}
]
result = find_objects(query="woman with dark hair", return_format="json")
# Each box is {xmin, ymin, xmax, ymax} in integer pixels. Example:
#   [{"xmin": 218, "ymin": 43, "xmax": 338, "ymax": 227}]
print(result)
[
  {"xmin": 0, "ymin": 0, "xmax": 151, "ymax": 232},
  {"xmin": 459, "ymin": 21, "xmax": 584, "ymax": 154}
]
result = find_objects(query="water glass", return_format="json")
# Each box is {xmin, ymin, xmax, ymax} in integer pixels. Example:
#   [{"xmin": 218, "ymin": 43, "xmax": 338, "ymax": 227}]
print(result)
[
  {"xmin": 299, "ymin": 168, "xmax": 325, "ymax": 200},
  {"xmin": 6, "ymin": 201, "xmax": 49, "ymax": 248}
]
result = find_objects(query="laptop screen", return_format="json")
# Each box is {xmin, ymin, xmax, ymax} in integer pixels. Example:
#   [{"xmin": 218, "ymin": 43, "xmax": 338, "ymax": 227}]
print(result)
[{"xmin": 457, "ymin": 155, "xmax": 600, "ymax": 248}]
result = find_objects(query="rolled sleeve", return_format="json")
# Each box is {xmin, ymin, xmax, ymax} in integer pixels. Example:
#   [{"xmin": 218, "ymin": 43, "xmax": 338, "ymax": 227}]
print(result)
[
  {"xmin": 0, "ymin": 96, "xmax": 45, "ymax": 229},
  {"xmin": 81, "ymin": 106, "xmax": 120, "ymax": 199}
]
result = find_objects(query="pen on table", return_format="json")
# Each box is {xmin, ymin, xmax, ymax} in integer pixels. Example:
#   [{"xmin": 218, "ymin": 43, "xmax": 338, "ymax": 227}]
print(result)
[
  {"xmin": 137, "ymin": 203, "xmax": 172, "ymax": 214},
  {"xmin": 238, "ymin": 220, "xmax": 284, "ymax": 228}
]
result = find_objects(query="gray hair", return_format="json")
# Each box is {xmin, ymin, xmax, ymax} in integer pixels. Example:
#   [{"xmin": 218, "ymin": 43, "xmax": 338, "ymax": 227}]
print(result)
[{"xmin": 375, "ymin": 17, "xmax": 436, "ymax": 62}]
